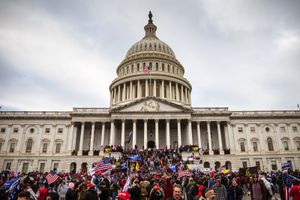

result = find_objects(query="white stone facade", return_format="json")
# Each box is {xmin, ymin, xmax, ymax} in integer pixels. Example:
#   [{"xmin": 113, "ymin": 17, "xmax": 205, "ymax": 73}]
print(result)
[{"xmin": 0, "ymin": 15, "xmax": 300, "ymax": 173}]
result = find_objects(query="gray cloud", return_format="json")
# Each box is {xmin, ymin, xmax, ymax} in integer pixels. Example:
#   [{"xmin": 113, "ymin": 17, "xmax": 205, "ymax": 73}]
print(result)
[{"xmin": 0, "ymin": 0, "xmax": 299, "ymax": 111}]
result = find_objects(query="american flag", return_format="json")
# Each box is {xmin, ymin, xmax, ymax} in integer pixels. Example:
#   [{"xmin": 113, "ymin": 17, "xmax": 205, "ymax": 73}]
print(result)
[
  {"xmin": 144, "ymin": 66, "xmax": 152, "ymax": 73},
  {"xmin": 89, "ymin": 158, "xmax": 112, "ymax": 176},
  {"xmin": 178, "ymin": 170, "xmax": 191, "ymax": 178},
  {"xmin": 46, "ymin": 172, "xmax": 59, "ymax": 185}
]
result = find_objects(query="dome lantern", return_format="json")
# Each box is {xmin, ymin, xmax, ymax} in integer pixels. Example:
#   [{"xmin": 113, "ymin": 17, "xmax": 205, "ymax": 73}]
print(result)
[{"xmin": 144, "ymin": 11, "xmax": 157, "ymax": 39}]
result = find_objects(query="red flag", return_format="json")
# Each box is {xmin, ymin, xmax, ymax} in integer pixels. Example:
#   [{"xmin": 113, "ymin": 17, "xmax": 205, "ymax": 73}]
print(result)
[
  {"xmin": 144, "ymin": 66, "xmax": 151, "ymax": 73},
  {"xmin": 46, "ymin": 172, "xmax": 59, "ymax": 185}
]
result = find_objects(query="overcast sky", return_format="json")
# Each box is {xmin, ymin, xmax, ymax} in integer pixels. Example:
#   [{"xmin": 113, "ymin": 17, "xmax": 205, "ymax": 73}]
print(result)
[{"xmin": 0, "ymin": 0, "xmax": 300, "ymax": 111}]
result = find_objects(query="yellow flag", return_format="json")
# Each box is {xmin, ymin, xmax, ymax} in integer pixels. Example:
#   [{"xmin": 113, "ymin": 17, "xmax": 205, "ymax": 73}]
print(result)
[
  {"xmin": 135, "ymin": 162, "xmax": 139, "ymax": 171},
  {"xmin": 246, "ymin": 168, "xmax": 251, "ymax": 177}
]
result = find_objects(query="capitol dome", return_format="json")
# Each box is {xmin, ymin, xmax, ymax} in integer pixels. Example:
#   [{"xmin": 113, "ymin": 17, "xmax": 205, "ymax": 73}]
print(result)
[
  {"xmin": 125, "ymin": 32, "xmax": 176, "ymax": 59},
  {"xmin": 110, "ymin": 12, "xmax": 192, "ymax": 108}
]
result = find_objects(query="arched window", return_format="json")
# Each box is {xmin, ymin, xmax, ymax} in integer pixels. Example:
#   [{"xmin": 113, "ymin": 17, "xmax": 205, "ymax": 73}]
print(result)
[
  {"xmin": 204, "ymin": 162, "xmax": 210, "ymax": 168},
  {"xmin": 26, "ymin": 138, "xmax": 33, "ymax": 153},
  {"xmin": 267, "ymin": 137, "xmax": 274, "ymax": 151}
]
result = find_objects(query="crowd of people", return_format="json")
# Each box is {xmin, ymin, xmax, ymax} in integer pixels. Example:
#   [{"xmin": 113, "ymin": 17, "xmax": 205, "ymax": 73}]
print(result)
[{"xmin": 1, "ymin": 147, "xmax": 300, "ymax": 200}]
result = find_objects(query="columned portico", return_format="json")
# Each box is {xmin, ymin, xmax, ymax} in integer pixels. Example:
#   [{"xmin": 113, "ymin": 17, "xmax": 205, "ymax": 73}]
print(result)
[
  {"xmin": 217, "ymin": 122, "xmax": 224, "ymax": 155},
  {"xmin": 177, "ymin": 120, "xmax": 182, "ymax": 147},
  {"xmin": 88, "ymin": 122, "xmax": 95, "ymax": 155},
  {"xmin": 132, "ymin": 120, "xmax": 137, "ymax": 149},
  {"xmin": 207, "ymin": 122, "xmax": 213, "ymax": 155},
  {"xmin": 121, "ymin": 120, "xmax": 125, "ymax": 147},
  {"xmin": 78, "ymin": 122, "xmax": 85, "ymax": 156},
  {"xmin": 155, "ymin": 120, "xmax": 159, "ymax": 149},
  {"xmin": 197, "ymin": 122, "xmax": 202, "ymax": 149},
  {"xmin": 166, "ymin": 119, "xmax": 170, "ymax": 148},
  {"xmin": 144, "ymin": 120, "xmax": 148, "ymax": 149}
]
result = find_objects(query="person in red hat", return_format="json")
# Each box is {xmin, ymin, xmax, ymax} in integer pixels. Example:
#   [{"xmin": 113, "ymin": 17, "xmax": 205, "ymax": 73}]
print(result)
[{"xmin": 116, "ymin": 191, "xmax": 130, "ymax": 200}]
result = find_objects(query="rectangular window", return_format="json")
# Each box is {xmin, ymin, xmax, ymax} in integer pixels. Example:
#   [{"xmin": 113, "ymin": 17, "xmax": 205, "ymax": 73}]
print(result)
[
  {"xmin": 271, "ymin": 161, "xmax": 277, "ymax": 170},
  {"xmin": 250, "ymin": 127, "xmax": 256, "ymax": 133},
  {"xmin": 58, "ymin": 128, "xmax": 63, "ymax": 134},
  {"xmin": 55, "ymin": 143, "xmax": 61, "ymax": 153},
  {"xmin": 240, "ymin": 142, "xmax": 246, "ymax": 152},
  {"xmin": 0, "ymin": 128, "xmax": 6, "ymax": 133},
  {"xmin": 45, "ymin": 128, "xmax": 50, "ymax": 133},
  {"xmin": 280, "ymin": 126, "xmax": 286, "ymax": 133},
  {"xmin": 22, "ymin": 163, "xmax": 29, "ymax": 174},
  {"xmin": 255, "ymin": 161, "xmax": 261, "ymax": 170},
  {"xmin": 42, "ymin": 143, "xmax": 48, "ymax": 153},
  {"xmin": 53, "ymin": 163, "xmax": 59, "ymax": 171},
  {"xmin": 253, "ymin": 142, "xmax": 258, "ymax": 152},
  {"xmin": 292, "ymin": 126, "xmax": 298, "ymax": 132},
  {"xmin": 13, "ymin": 128, "xmax": 18, "ymax": 133},
  {"xmin": 40, "ymin": 163, "xmax": 45, "ymax": 173},
  {"xmin": 238, "ymin": 127, "xmax": 243, "ymax": 133},
  {"xmin": 6, "ymin": 162, "xmax": 11, "ymax": 170},
  {"xmin": 9, "ymin": 143, "xmax": 15, "ymax": 153},
  {"xmin": 242, "ymin": 161, "xmax": 247, "ymax": 168},
  {"xmin": 283, "ymin": 141, "xmax": 289, "ymax": 151},
  {"xmin": 0, "ymin": 143, "xmax": 2, "ymax": 151},
  {"xmin": 296, "ymin": 141, "xmax": 300, "ymax": 151}
]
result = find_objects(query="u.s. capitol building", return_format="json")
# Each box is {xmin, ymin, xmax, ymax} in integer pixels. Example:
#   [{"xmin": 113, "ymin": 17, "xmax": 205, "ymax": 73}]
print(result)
[{"xmin": 1, "ymin": 14, "xmax": 300, "ymax": 173}]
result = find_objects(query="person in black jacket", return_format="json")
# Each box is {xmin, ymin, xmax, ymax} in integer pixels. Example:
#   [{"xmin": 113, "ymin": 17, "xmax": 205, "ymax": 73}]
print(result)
[
  {"xmin": 65, "ymin": 182, "xmax": 77, "ymax": 200},
  {"xmin": 99, "ymin": 181, "xmax": 111, "ymax": 200},
  {"xmin": 227, "ymin": 179, "xmax": 244, "ymax": 200},
  {"xmin": 86, "ymin": 184, "xmax": 98, "ymax": 200}
]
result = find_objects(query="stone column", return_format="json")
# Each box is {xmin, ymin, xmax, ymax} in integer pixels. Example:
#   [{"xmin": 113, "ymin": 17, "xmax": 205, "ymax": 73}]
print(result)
[
  {"xmin": 177, "ymin": 120, "xmax": 182, "ymax": 147},
  {"xmin": 227, "ymin": 122, "xmax": 235, "ymax": 154},
  {"xmin": 89, "ymin": 122, "xmax": 95, "ymax": 156},
  {"xmin": 169, "ymin": 81, "xmax": 172, "ymax": 100},
  {"xmin": 122, "ymin": 83, "xmax": 126, "ymax": 101},
  {"xmin": 121, "ymin": 120, "xmax": 125, "ymax": 147},
  {"xmin": 118, "ymin": 85, "xmax": 121, "ymax": 102},
  {"xmin": 185, "ymin": 87, "xmax": 188, "ymax": 103},
  {"xmin": 144, "ymin": 120, "xmax": 148, "ymax": 149},
  {"xmin": 162, "ymin": 80, "xmax": 165, "ymax": 98},
  {"xmin": 130, "ymin": 81, "xmax": 133, "ymax": 99},
  {"xmin": 153, "ymin": 80, "xmax": 156, "ymax": 97},
  {"xmin": 217, "ymin": 122, "xmax": 224, "ymax": 155},
  {"xmin": 188, "ymin": 89, "xmax": 191, "ymax": 104},
  {"xmin": 109, "ymin": 121, "xmax": 115, "ymax": 145},
  {"xmin": 113, "ymin": 88, "xmax": 116, "ymax": 104},
  {"xmin": 78, "ymin": 122, "xmax": 85, "ymax": 156},
  {"xmin": 155, "ymin": 120, "xmax": 159, "ymax": 149},
  {"xmin": 176, "ymin": 83, "xmax": 179, "ymax": 101},
  {"xmin": 166, "ymin": 120, "xmax": 170, "ymax": 149},
  {"xmin": 197, "ymin": 122, "xmax": 202, "ymax": 148},
  {"xmin": 188, "ymin": 120, "xmax": 193, "ymax": 145},
  {"xmin": 132, "ymin": 120, "xmax": 137, "ymax": 149},
  {"xmin": 100, "ymin": 123, "xmax": 105, "ymax": 146},
  {"xmin": 207, "ymin": 122, "xmax": 213, "ymax": 155},
  {"xmin": 137, "ymin": 80, "xmax": 141, "ymax": 98},
  {"xmin": 181, "ymin": 85, "xmax": 184, "ymax": 102},
  {"xmin": 145, "ymin": 80, "xmax": 149, "ymax": 96},
  {"xmin": 67, "ymin": 123, "xmax": 74, "ymax": 153}
]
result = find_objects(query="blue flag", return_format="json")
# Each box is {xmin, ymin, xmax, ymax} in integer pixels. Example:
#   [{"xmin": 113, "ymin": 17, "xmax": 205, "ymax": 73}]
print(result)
[
  {"xmin": 121, "ymin": 163, "xmax": 128, "ymax": 169},
  {"xmin": 128, "ymin": 154, "xmax": 141, "ymax": 161},
  {"xmin": 169, "ymin": 164, "xmax": 177, "ymax": 173},
  {"xmin": 4, "ymin": 178, "xmax": 20, "ymax": 200}
]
